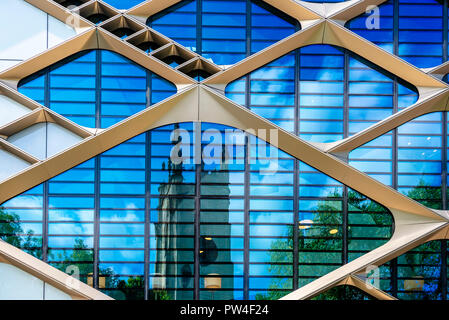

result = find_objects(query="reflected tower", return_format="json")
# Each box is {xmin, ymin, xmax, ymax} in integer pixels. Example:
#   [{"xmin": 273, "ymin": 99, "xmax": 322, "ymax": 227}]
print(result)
[{"xmin": 155, "ymin": 128, "xmax": 234, "ymax": 299}]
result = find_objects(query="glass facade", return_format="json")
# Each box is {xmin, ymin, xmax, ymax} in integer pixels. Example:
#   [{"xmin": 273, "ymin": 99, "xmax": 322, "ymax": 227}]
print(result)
[
  {"xmin": 0, "ymin": 121, "xmax": 393, "ymax": 300},
  {"xmin": 225, "ymin": 44, "xmax": 419, "ymax": 143},
  {"xmin": 102, "ymin": 0, "xmax": 144, "ymax": 9},
  {"xmin": 148, "ymin": 0, "xmax": 298, "ymax": 65},
  {"xmin": 0, "ymin": 0, "xmax": 76, "ymax": 72},
  {"xmin": 18, "ymin": 50, "xmax": 177, "ymax": 129},
  {"xmin": 350, "ymin": 112, "xmax": 444, "ymax": 208},
  {"xmin": 2, "ymin": 0, "xmax": 449, "ymax": 301},
  {"xmin": 312, "ymin": 285, "xmax": 375, "ymax": 300},
  {"xmin": 346, "ymin": 0, "xmax": 446, "ymax": 68},
  {"xmin": 356, "ymin": 240, "xmax": 449, "ymax": 300}
]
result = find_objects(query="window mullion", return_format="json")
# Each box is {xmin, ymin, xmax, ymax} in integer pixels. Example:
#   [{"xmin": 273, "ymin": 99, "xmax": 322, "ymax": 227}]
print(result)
[
  {"xmin": 93, "ymin": 50, "xmax": 102, "ymax": 290},
  {"xmin": 144, "ymin": 71, "xmax": 152, "ymax": 300},
  {"xmin": 197, "ymin": 0, "xmax": 203, "ymax": 56}
]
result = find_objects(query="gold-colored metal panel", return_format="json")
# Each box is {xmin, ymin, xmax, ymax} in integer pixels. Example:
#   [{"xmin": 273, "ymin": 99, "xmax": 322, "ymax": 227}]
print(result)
[
  {"xmin": 126, "ymin": 0, "xmax": 184, "ymax": 24},
  {"xmin": 260, "ymin": 0, "xmax": 322, "ymax": 21},
  {"xmin": 152, "ymin": 43, "xmax": 197, "ymax": 63},
  {"xmin": 25, "ymin": 0, "xmax": 93, "ymax": 33},
  {"xmin": 177, "ymin": 58, "xmax": 222, "ymax": 76},
  {"xmin": 0, "ymin": 29, "xmax": 98, "ymax": 89},
  {"xmin": 203, "ymin": 20, "xmax": 326, "ymax": 87},
  {"xmin": 99, "ymin": 14, "xmax": 145, "ymax": 35},
  {"xmin": 327, "ymin": 89, "xmax": 449, "ymax": 154},
  {"xmin": 329, "ymin": 0, "xmax": 388, "ymax": 22},
  {"xmin": 126, "ymin": 29, "xmax": 171, "ymax": 52},
  {"xmin": 0, "ymin": 240, "xmax": 112, "ymax": 300},
  {"xmin": 97, "ymin": 28, "xmax": 195, "ymax": 86},
  {"xmin": 0, "ymin": 86, "xmax": 198, "ymax": 204},
  {"xmin": 324, "ymin": 20, "xmax": 447, "ymax": 89}
]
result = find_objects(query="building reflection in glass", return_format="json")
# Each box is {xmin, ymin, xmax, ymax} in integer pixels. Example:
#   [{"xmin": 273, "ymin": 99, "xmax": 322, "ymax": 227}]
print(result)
[{"xmin": 0, "ymin": 122, "xmax": 396, "ymax": 300}]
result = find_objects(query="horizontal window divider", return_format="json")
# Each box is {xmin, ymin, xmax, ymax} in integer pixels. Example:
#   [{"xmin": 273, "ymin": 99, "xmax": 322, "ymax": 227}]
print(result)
[{"xmin": 296, "ymin": 263, "xmax": 343, "ymax": 267}]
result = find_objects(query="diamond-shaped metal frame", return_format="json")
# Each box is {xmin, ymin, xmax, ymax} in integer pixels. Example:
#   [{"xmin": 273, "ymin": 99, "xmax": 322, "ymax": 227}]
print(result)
[{"xmin": 1, "ymin": 0, "xmax": 449, "ymax": 300}]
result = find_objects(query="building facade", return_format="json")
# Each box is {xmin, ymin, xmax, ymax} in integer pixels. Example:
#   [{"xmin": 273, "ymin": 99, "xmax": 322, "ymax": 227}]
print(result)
[{"xmin": 0, "ymin": 0, "xmax": 449, "ymax": 300}]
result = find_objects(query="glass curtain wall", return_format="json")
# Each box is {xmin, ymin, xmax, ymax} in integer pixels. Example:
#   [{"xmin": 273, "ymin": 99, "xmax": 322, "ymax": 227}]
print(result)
[
  {"xmin": 0, "ymin": 122, "xmax": 393, "ymax": 300},
  {"xmin": 225, "ymin": 44, "xmax": 419, "ymax": 144},
  {"xmin": 147, "ymin": 0, "xmax": 299, "ymax": 65},
  {"xmin": 18, "ymin": 50, "xmax": 177, "ymax": 129},
  {"xmin": 346, "ymin": 0, "xmax": 446, "ymax": 69},
  {"xmin": 3, "ymin": 0, "xmax": 449, "ymax": 300}
]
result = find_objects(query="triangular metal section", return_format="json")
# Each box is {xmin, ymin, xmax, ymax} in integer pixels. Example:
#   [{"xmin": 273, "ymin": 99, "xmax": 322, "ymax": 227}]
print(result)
[
  {"xmin": 198, "ymin": 85, "xmax": 446, "ymax": 222},
  {"xmin": 0, "ymin": 239, "xmax": 112, "ymax": 300}
]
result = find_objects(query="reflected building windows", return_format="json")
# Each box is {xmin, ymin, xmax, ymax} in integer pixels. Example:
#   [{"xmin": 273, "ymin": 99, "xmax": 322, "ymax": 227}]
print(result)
[
  {"xmin": 150, "ymin": 123, "xmax": 196, "ymax": 300},
  {"xmin": 249, "ymin": 136, "xmax": 294, "ymax": 299},
  {"xmin": 0, "ymin": 122, "xmax": 393, "ymax": 300}
]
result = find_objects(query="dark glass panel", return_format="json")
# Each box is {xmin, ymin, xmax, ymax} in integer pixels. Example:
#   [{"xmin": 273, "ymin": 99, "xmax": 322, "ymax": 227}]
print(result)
[{"xmin": 312, "ymin": 285, "xmax": 375, "ymax": 300}]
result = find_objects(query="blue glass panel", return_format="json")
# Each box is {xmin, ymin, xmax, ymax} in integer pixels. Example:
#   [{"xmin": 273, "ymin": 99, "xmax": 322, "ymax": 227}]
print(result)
[
  {"xmin": 18, "ymin": 50, "xmax": 177, "ymax": 130},
  {"xmin": 102, "ymin": 0, "xmax": 144, "ymax": 9},
  {"xmin": 148, "ymin": 0, "xmax": 296, "ymax": 65},
  {"xmin": 346, "ymin": 0, "xmax": 444, "ymax": 68},
  {"xmin": 0, "ymin": 121, "xmax": 395, "ymax": 300}
]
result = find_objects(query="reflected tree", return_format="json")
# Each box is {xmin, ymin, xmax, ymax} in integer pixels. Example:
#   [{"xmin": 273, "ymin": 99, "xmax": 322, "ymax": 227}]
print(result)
[
  {"xmin": 259, "ymin": 181, "xmax": 445, "ymax": 300},
  {"xmin": 255, "ymin": 227, "xmax": 294, "ymax": 300},
  {"xmin": 256, "ymin": 188, "xmax": 393, "ymax": 300},
  {"xmin": 50, "ymin": 238, "xmax": 95, "ymax": 284},
  {"xmin": 114, "ymin": 276, "xmax": 145, "ymax": 300},
  {"xmin": 0, "ymin": 208, "xmax": 42, "ymax": 258},
  {"xmin": 399, "ymin": 179, "xmax": 443, "ymax": 299},
  {"xmin": 406, "ymin": 178, "xmax": 442, "ymax": 209}
]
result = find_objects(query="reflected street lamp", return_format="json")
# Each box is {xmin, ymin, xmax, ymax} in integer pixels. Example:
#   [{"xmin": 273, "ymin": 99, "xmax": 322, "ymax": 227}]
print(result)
[{"xmin": 205, "ymin": 273, "xmax": 222, "ymax": 300}]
